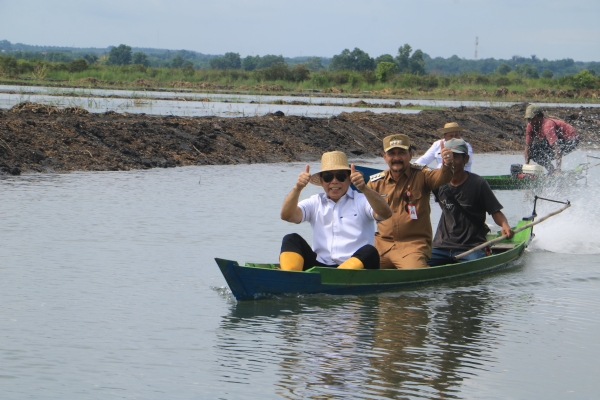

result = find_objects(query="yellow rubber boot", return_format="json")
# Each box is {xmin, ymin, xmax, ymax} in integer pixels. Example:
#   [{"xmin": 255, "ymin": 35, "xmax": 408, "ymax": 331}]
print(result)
[
  {"xmin": 279, "ymin": 252, "xmax": 304, "ymax": 271},
  {"xmin": 337, "ymin": 257, "xmax": 364, "ymax": 269}
]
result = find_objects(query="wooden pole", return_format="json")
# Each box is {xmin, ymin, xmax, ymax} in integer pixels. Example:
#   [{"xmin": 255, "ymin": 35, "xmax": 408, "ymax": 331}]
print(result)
[{"xmin": 454, "ymin": 202, "xmax": 571, "ymax": 260}]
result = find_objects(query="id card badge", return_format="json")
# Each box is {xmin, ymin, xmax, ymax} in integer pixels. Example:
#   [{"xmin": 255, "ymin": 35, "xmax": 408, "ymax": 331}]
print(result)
[
  {"xmin": 408, "ymin": 203, "xmax": 418, "ymax": 220},
  {"xmin": 405, "ymin": 188, "xmax": 418, "ymax": 220}
]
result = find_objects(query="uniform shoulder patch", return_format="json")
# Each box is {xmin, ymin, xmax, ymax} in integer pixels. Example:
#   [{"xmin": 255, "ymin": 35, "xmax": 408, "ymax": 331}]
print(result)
[
  {"xmin": 410, "ymin": 163, "xmax": 426, "ymax": 170},
  {"xmin": 369, "ymin": 172, "xmax": 385, "ymax": 182}
]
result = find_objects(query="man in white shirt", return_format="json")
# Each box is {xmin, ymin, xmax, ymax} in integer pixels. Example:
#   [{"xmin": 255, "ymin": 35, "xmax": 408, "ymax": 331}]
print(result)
[
  {"xmin": 279, "ymin": 150, "xmax": 392, "ymax": 271},
  {"xmin": 416, "ymin": 122, "xmax": 473, "ymax": 172}
]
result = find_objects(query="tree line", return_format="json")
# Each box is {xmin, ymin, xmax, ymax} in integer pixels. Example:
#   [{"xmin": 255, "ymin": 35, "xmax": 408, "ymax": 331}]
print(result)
[{"xmin": 1, "ymin": 39, "xmax": 599, "ymax": 83}]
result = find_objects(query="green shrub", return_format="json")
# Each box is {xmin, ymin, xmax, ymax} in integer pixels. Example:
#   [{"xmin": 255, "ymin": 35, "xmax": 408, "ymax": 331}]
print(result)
[
  {"xmin": 495, "ymin": 76, "xmax": 512, "ymax": 86},
  {"xmin": 541, "ymin": 69, "xmax": 554, "ymax": 79},
  {"xmin": 330, "ymin": 71, "xmax": 350, "ymax": 85},
  {"xmin": 311, "ymin": 73, "xmax": 330, "ymax": 87},
  {"xmin": 348, "ymin": 72, "xmax": 364, "ymax": 88},
  {"xmin": 68, "ymin": 59, "xmax": 88, "ymax": 73},
  {"xmin": 375, "ymin": 62, "xmax": 398, "ymax": 82},
  {"xmin": 572, "ymin": 70, "xmax": 597, "ymax": 89},
  {"xmin": 290, "ymin": 64, "xmax": 310, "ymax": 82},
  {"xmin": 496, "ymin": 63, "xmax": 512, "ymax": 75},
  {"xmin": 361, "ymin": 70, "xmax": 377, "ymax": 85},
  {"xmin": 255, "ymin": 63, "xmax": 289, "ymax": 81},
  {"xmin": 0, "ymin": 55, "xmax": 18, "ymax": 74}
]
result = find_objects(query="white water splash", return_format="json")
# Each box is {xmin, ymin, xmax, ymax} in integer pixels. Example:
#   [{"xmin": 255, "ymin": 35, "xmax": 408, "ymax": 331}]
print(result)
[{"xmin": 530, "ymin": 173, "xmax": 600, "ymax": 254}]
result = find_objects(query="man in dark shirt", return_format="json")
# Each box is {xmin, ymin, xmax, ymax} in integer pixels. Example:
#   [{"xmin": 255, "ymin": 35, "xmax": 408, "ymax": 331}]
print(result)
[{"xmin": 428, "ymin": 139, "xmax": 514, "ymax": 266}]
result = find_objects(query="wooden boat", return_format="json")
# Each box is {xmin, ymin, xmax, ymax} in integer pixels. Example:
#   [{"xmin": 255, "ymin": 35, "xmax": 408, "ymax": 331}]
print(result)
[
  {"xmin": 353, "ymin": 165, "xmax": 585, "ymax": 190},
  {"xmin": 215, "ymin": 221, "xmax": 533, "ymax": 301}
]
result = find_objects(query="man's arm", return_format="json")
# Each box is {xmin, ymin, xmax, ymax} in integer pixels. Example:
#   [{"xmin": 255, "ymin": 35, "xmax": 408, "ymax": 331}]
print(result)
[
  {"xmin": 280, "ymin": 165, "xmax": 310, "ymax": 223},
  {"xmin": 424, "ymin": 147, "xmax": 454, "ymax": 189},
  {"xmin": 491, "ymin": 211, "xmax": 514, "ymax": 239},
  {"xmin": 525, "ymin": 145, "xmax": 530, "ymax": 164},
  {"xmin": 350, "ymin": 164, "xmax": 392, "ymax": 220},
  {"xmin": 415, "ymin": 140, "xmax": 439, "ymax": 167}
]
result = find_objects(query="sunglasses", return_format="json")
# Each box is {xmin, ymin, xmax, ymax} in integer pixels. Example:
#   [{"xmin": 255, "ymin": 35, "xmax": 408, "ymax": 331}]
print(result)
[{"xmin": 321, "ymin": 171, "xmax": 348, "ymax": 183}]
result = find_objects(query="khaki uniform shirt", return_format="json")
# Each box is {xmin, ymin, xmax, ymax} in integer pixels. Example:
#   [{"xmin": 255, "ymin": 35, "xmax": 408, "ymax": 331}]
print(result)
[{"xmin": 367, "ymin": 164, "xmax": 453, "ymax": 258}]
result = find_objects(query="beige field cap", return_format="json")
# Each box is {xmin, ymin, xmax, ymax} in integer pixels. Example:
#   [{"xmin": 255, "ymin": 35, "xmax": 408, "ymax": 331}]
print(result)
[
  {"xmin": 524, "ymin": 104, "xmax": 543, "ymax": 119},
  {"xmin": 309, "ymin": 151, "xmax": 351, "ymax": 185},
  {"xmin": 437, "ymin": 122, "xmax": 465, "ymax": 134},
  {"xmin": 383, "ymin": 134, "xmax": 411, "ymax": 152}
]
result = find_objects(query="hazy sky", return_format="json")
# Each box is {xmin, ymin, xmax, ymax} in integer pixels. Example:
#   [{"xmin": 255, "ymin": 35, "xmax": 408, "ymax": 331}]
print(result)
[{"xmin": 1, "ymin": 0, "xmax": 598, "ymax": 61}]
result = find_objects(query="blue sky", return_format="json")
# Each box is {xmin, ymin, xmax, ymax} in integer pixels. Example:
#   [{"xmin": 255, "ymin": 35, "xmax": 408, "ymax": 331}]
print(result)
[{"xmin": 1, "ymin": 0, "xmax": 598, "ymax": 61}]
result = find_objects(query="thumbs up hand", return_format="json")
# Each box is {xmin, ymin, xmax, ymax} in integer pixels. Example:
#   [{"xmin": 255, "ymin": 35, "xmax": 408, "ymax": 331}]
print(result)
[
  {"xmin": 350, "ymin": 164, "xmax": 365, "ymax": 191},
  {"xmin": 296, "ymin": 164, "xmax": 311, "ymax": 190}
]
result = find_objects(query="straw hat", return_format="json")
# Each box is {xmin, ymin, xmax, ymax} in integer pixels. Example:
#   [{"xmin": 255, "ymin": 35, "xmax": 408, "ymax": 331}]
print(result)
[
  {"xmin": 437, "ymin": 122, "xmax": 465, "ymax": 134},
  {"xmin": 309, "ymin": 151, "xmax": 351, "ymax": 185},
  {"xmin": 524, "ymin": 104, "xmax": 544, "ymax": 119},
  {"xmin": 383, "ymin": 134, "xmax": 411, "ymax": 152}
]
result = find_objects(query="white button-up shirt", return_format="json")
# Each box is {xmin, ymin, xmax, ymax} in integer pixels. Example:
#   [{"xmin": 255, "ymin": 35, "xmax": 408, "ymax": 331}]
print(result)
[
  {"xmin": 416, "ymin": 139, "xmax": 473, "ymax": 171},
  {"xmin": 298, "ymin": 189, "xmax": 376, "ymax": 265}
]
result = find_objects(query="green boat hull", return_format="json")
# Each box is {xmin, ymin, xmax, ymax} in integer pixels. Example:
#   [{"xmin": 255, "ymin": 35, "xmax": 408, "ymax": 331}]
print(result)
[
  {"xmin": 216, "ymin": 223, "xmax": 532, "ymax": 301},
  {"xmin": 354, "ymin": 165, "xmax": 584, "ymax": 190}
]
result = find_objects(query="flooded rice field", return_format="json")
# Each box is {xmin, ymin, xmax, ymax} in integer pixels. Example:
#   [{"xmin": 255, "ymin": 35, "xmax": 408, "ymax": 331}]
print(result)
[
  {"xmin": 1, "ymin": 152, "xmax": 599, "ymax": 399},
  {"xmin": 2, "ymin": 84, "xmax": 599, "ymax": 118}
]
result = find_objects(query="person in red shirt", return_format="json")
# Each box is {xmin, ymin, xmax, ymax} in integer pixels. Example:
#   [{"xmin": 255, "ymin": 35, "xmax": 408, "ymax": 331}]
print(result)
[{"xmin": 524, "ymin": 104, "xmax": 579, "ymax": 174}]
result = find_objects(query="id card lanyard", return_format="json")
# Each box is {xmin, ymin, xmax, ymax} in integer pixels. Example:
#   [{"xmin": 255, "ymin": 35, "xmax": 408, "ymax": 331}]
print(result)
[{"xmin": 406, "ymin": 185, "xmax": 418, "ymax": 220}]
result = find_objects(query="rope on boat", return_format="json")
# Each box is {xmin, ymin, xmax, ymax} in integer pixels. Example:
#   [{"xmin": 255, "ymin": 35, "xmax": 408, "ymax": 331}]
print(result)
[{"xmin": 454, "ymin": 202, "xmax": 571, "ymax": 260}]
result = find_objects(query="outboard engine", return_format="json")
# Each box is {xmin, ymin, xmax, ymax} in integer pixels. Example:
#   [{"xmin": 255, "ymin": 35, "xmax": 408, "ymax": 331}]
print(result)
[{"xmin": 510, "ymin": 164, "xmax": 523, "ymax": 179}]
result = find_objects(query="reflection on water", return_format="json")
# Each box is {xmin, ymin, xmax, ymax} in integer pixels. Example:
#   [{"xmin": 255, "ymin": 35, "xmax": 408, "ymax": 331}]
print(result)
[
  {"xmin": 1, "ymin": 153, "xmax": 599, "ymax": 399},
  {"xmin": 216, "ymin": 285, "xmax": 504, "ymax": 399}
]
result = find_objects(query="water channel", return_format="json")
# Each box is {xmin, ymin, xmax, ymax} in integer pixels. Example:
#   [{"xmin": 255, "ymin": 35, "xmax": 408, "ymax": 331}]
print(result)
[{"xmin": 1, "ymin": 152, "xmax": 599, "ymax": 399}]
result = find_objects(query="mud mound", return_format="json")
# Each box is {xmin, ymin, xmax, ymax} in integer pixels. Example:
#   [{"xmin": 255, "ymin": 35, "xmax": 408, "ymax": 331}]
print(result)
[
  {"xmin": 1, "ymin": 102, "xmax": 598, "ymax": 174},
  {"xmin": 9, "ymin": 102, "xmax": 88, "ymax": 115},
  {"xmin": 255, "ymin": 84, "xmax": 285, "ymax": 92},
  {"xmin": 323, "ymin": 87, "xmax": 344, "ymax": 94},
  {"xmin": 197, "ymin": 82, "xmax": 216, "ymax": 89},
  {"xmin": 171, "ymin": 81, "xmax": 195, "ymax": 88},
  {"xmin": 133, "ymin": 79, "xmax": 156, "ymax": 87},
  {"xmin": 77, "ymin": 77, "xmax": 100, "ymax": 85}
]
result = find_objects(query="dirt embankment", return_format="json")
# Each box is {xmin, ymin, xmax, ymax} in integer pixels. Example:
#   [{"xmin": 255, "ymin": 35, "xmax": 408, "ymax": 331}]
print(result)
[{"xmin": 0, "ymin": 102, "xmax": 598, "ymax": 174}]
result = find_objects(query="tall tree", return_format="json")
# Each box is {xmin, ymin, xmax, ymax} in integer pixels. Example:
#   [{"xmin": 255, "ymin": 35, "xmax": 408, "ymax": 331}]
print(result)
[
  {"xmin": 330, "ymin": 48, "xmax": 374, "ymax": 71},
  {"xmin": 395, "ymin": 44, "xmax": 425, "ymax": 75},
  {"xmin": 242, "ymin": 55, "xmax": 260, "ymax": 71},
  {"xmin": 108, "ymin": 44, "xmax": 132, "ymax": 65},
  {"xmin": 209, "ymin": 52, "xmax": 241, "ymax": 70},
  {"xmin": 132, "ymin": 52, "xmax": 150, "ymax": 66},
  {"xmin": 257, "ymin": 55, "xmax": 285, "ymax": 69}
]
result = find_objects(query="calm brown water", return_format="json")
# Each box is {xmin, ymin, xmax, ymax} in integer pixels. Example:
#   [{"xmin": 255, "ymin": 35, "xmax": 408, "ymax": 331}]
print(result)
[{"xmin": 1, "ymin": 153, "xmax": 599, "ymax": 399}]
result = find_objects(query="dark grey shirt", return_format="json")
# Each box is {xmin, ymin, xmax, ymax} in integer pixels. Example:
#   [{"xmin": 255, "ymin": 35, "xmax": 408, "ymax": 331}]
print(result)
[{"xmin": 432, "ymin": 173, "xmax": 503, "ymax": 250}]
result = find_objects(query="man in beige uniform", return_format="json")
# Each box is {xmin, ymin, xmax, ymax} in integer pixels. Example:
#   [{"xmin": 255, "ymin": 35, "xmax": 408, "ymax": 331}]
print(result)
[{"xmin": 367, "ymin": 134, "xmax": 454, "ymax": 269}]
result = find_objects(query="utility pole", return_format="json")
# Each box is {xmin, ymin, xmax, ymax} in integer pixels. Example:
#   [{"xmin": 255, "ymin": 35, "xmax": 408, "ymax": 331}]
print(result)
[{"xmin": 475, "ymin": 36, "xmax": 479, "ymax": 59}]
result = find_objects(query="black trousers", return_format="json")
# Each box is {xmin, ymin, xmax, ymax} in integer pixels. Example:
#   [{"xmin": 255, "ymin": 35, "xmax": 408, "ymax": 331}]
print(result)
[
  {"xmin": 530, "ymin": 138, "xmax": 579, "ymax": 168},
  {"xmin": 280, "ymin": 233, "xmax": 380, "ymax": 271}
]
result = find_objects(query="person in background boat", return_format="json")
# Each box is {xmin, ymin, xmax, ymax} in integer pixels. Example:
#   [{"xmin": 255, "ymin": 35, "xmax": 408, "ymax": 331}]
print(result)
[
  {"xmin": 524, "ymin": 104, "xmax": 579, "ymax": 174},
  {"xmin": 415, "ymin": 122, "xmax": 474, "ymax": 172},
  {"xmin": 279, "ymin": 151, "xmax": 392, "ymax": 271},
  {"xmin": 428, "ymin": 139, "xmax": 514, "ymax": 266},
  {"xmin": 367, "ymin": 134, "xmax": 454, "ymax": 269}
]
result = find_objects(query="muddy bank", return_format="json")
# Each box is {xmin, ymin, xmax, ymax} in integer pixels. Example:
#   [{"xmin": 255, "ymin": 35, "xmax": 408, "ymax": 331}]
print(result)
[{"xmin": 0, "ymin": 102, "xmax": 598, "ymax": 174}]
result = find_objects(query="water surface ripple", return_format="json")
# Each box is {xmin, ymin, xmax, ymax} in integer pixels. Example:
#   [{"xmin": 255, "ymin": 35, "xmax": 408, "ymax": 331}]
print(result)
[{"xmin": 1, "ymin": 153, "xmax": 599, "ymax": 399}]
